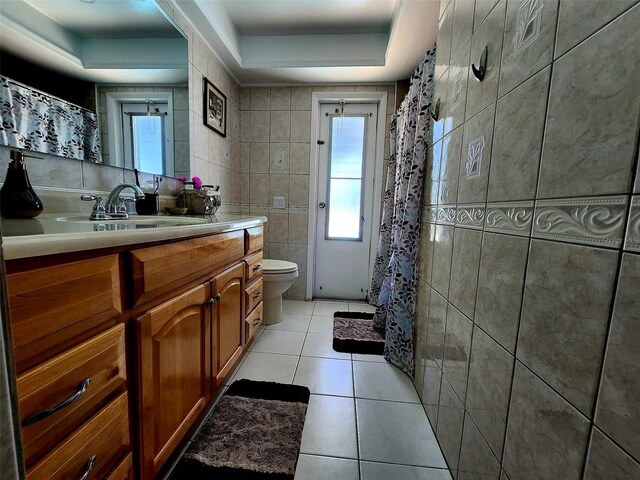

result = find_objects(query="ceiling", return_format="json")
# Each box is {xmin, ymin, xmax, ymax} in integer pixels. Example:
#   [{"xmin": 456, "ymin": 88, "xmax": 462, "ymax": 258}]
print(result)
[
  {"xmin": 220, "ymin": 0, "xmax": 395, "ymax": 36},
  {"xmin": 0, "ymin": 0, "xmax": 440, "ymax": 86},
  {"xmin": 177, "ymin": 0, "xmax": 440, "ymax": 84}
]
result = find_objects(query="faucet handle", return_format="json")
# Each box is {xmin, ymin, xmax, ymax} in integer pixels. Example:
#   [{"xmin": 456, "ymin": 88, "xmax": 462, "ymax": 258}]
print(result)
[{"xmin": 81, "ymin": 195, "xmax": 108, "ymax": 219}]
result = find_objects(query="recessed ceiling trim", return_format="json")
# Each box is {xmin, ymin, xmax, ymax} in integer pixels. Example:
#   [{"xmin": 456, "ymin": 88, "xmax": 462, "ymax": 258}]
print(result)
[{"xmin": 240, "ymin": 33, "xmax": 388, "ymax": 69}]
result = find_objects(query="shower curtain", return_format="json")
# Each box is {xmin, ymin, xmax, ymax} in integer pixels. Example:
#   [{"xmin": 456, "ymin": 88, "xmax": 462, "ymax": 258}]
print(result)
[{"xmin": 370, "ymin": 48, "xmax": 436, "ymax": 377}]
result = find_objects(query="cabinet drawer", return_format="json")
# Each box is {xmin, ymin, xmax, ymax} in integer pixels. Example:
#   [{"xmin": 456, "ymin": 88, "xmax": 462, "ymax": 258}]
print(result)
[
  {"xmin": 18, "ymin": 324, "xmax": 127, "ymax": 467},
  {"xmin": 7, "ymin": 255, "xmax": 122, "ymax": 373},
  {"xmin": 245, "ymin": 226, "xmax": 263, "ymax": 255},
  {"xmin": 245, "ymin": 278, "xmax": 263, "ymax": 315},
  {"xmin": 27, "ymin": 392, "xmax": 131, "ymax": 480},
  {"xmin": 245, "ymin": 251, "xmax": 263, "ymax": 283},
  {"xmin": 106, "ymin": 453, "xmax": 133, "ymax": 480},
  {"xmin": 131, "ymin": 231, "xmax": 244, "ymax": 306},
  {"xmin": 245, "ymin": 302, "xmax": 263, "ymax": 344}
]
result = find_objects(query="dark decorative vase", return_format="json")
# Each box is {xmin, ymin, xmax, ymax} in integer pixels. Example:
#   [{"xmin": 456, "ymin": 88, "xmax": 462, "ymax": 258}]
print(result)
[{"xmin": 0, "ymin": 150, "xmax": 43, "ymax": 218}]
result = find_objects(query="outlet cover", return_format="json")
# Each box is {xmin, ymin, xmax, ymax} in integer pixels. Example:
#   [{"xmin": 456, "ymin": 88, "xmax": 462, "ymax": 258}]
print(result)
[{"xmin": 273, "ymin": 196, "xmax": 285, "ymax": 209}]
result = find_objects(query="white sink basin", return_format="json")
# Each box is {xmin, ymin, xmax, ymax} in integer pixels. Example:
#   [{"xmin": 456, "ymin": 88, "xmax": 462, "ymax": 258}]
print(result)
[{"xmin": 56, "ymin": 215, "xmax": 208, "ymax": 227}]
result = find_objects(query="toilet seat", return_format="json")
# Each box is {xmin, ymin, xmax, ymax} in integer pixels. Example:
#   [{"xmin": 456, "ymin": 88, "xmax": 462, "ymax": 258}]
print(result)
[{"xmin": 263, "ymin": 259, "xmax": 298, "ymax": 275}]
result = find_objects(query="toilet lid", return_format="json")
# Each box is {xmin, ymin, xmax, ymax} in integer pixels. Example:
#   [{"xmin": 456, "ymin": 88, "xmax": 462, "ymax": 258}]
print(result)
[{"xmin": 263, "ymin": 259, "xmax": 298, "ymax": 274}]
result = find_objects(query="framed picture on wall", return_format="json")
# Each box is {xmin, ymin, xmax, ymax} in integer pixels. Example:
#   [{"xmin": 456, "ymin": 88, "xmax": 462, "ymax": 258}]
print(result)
[{"xmin": 203, "ymin": 77, "xmax": 226, "ymax": 137}]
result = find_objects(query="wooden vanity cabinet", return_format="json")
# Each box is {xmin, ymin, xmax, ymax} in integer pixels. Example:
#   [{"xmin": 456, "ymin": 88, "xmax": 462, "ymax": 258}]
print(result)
[
  {"xmin": 211, "ymin": 262, "xmax": 245, "ymax": 388},
  {"xmin": 6, "ymin": 224, "xmax": 264, "ymax": 480},
  {"xmin": 135, "ymin": 283, "xmax": 212, "ymax": 479}
]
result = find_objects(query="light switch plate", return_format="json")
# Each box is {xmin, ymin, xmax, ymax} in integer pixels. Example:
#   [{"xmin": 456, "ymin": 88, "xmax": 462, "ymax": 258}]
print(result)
[{"xmin": 273, "ymin": 196, "xmax": 285, "ymax": 209}]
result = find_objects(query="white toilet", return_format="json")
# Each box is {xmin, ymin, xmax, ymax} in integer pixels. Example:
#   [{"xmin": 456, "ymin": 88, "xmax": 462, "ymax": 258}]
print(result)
[{"xmin": 262, "ymin": 259, "xmax": 299, "ymax": 325}]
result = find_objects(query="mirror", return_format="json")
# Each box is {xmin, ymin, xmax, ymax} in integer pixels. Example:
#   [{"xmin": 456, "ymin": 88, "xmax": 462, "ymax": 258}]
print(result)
[{"xmin": 0, "ymin": 0, "xmax": 189, "ymax": 178}]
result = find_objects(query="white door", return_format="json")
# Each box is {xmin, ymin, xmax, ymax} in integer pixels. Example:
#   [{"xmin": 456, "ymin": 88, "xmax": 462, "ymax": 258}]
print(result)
[{"xmin": 314, "ymin": 103, "xmax": 378, "ymax": 300}]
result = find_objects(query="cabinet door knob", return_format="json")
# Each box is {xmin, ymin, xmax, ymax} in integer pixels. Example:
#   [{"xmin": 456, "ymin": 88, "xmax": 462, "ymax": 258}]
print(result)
[
  {"xmin": 252, "ymin": 291, "xmax": 262, "ymax": 299},
  {"xmin": 252, "ymin": 264, "xmax": 262, "ymax": 271},
  {"xmin": 22, "ymin": 378, "xmax": 91, "ymax": 426},
  {"xmin": 208, "ymin": 294, "xmax": 221, "ymax": 305},
  {"xmin": 79, "ymin": 455, "xmax": 97, "ymax": 480},
  {"xmin": 252, "ymin": 317, "xmax": 261, "ymax": 326}
]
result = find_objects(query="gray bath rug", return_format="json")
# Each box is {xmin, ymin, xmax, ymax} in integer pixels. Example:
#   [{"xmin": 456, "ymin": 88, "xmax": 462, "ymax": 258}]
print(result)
[
  {"xmin": 172, "ymin": 380, "xmax": 310, "ymax": 480},
  {"xmin": 333, "ymin": 311, "xmax": 385, "ymax": 355}
]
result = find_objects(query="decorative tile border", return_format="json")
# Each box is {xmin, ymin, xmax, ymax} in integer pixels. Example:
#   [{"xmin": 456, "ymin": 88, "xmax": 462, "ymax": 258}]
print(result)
[
  {"xmin": 513, "ymin": 0, "xmax": 543, "ymax": 56},
  {"xmin": 437, "ymin": 205, "xmax": 457, "ymax": 225},
  {"xmin": 466, "ymin": 137, "xmax": 485, "ymax": 179},
  {"xmin": 533, "ymin": 196, "xmax": 628, "ymax": 248},
  {"xmin": 455, "ymin": 204, "xmax": 485, "ymax": 230},
  {"xmin": 245, "ymin": 204, "xmax": 309, "ymax": 214},
  {"xmin": 423, "ymin": 206, "xmax": 438, "ymax": 224},
  {"xmin": 485, "ymin": 201, "xmax": 534, "ymax": 236},
  {"xmin": 624, "ymin": 196, "xmax": 640, "ymax": 252}
]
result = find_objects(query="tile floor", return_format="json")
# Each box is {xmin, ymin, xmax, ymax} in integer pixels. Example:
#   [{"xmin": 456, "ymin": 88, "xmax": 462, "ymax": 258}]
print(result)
[{"xmin": 226, "ymin": 299, "xmax": 451, "ymax": 480}]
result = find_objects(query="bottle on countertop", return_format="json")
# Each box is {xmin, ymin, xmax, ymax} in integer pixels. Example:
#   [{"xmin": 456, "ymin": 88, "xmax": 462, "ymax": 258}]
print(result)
[{"xmin": 0, "ymin": 150, "xmax": 43, "ymax": 218}]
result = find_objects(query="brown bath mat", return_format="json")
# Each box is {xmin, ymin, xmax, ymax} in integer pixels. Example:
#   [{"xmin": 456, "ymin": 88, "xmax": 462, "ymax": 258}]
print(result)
[
  {"xmin": 333, "ymin": 311, "xmax": 385, "ymax": 355},
  {"xmin": 172, "ymin": 380, "xmax": 310, "ymax": 480}
]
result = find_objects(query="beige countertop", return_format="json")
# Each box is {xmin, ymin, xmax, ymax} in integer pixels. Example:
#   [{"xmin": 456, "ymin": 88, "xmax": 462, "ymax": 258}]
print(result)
[{"xmin": 1, "ymin": 213, "xmax": 267, "ymax": 260}]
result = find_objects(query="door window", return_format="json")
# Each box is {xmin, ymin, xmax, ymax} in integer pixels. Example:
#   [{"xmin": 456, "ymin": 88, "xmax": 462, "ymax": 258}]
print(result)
[{"xmin": 326, "ymin": 115, "xmax": 367, "ymax": 240}]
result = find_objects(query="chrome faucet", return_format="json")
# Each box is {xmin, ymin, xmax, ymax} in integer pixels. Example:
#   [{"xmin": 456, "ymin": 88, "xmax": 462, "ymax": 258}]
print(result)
[{"xmin": 81, "ymin": 183, "xmax": 145, "ymax": 220}]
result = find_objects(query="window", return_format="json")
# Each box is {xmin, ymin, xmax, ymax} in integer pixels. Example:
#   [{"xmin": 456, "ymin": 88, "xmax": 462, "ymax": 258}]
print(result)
[{"xmin": 121, "ymin": 102, "xmax": 169, "ymax": 175}]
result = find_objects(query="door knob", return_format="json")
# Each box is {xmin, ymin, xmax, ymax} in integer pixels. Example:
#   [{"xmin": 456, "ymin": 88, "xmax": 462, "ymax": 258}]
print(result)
[{"xmin": 319, "ymin": 202, "xmax": 326, "ymax": 209}]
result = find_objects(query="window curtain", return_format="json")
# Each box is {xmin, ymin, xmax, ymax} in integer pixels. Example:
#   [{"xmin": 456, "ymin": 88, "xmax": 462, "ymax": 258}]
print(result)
[
  {"xmin": 0, "ymin": 76, "xmax": 101, "ymax": 162},
  {"xmin": 370, "ymin": 48, "xmax": 436, "ymax": 377}
]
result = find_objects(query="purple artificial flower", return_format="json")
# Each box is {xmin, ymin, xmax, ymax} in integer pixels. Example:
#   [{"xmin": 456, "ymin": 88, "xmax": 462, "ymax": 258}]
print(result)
[
  {"xmin": 192, "ymin": 176, "xmax": 203, "ymax": 189},
  {"xmin": 177, "ymin": 175, "xmax": 187, "ymax": 182}
]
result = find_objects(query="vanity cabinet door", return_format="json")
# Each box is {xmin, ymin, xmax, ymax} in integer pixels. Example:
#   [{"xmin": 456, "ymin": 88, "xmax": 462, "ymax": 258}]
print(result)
[
  {"xmin": 211, "ymin": 262, "xmax": 245, "ymax": 388},
  {"xmin": 135, "ymin": 283, "xmax": 211, "ymax": 479}
]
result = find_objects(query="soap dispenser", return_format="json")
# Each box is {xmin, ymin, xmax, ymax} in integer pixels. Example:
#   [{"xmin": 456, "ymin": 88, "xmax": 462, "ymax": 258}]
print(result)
[{"xmin": 0, "ymin": 150, "xmax": 43, "ymax": 218}]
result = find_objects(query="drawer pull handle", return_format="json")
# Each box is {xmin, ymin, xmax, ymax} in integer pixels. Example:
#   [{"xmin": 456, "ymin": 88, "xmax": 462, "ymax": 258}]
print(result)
[
  {"xmin": 252, "ymin": 264, "xmax": 262, "ymax": 271},
  {"xmin": 22, "ymin": 378, "xmax": 92, "ymax": 426},
  {"xmin": 79, "ymin": 455, "xmax": 97, "ymax": 480},
  {"xmin": 252, "ymin": 291, "xmax": 262, "ymax": 299},
  {"xmin": 252, "ymin": 317, "xmax": 261, "ymax": 326}
]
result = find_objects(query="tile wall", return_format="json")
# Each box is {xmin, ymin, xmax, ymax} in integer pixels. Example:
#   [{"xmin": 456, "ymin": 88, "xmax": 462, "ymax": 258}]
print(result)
[
  {"xmin": 413, "ymin": 0, "xmax": 640, "ymax": 479},
  {"xmin": 239, "ymin": 85, "xmax": 396, "ymax": 299}
]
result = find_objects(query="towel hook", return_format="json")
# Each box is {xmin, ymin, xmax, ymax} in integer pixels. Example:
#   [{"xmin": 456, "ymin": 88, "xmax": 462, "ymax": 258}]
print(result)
[
  {"xmin": 430, "ymin": 98, "xmax": 440, "ymax": 121},
  {"xmin": 472, "ymin": 46, "xmax": 488, "ymax": 81}
]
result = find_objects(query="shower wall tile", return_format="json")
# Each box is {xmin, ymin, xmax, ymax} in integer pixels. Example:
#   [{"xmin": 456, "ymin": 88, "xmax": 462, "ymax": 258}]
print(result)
[
  {"xmin": 445, "ymin": 41, "xmax": 471, "ymax": 135},
  {"xmin": 448, "ymin": 228, "xmax": 482, "ymax": 318},
  {"xmin": 418, "ymin": 222, "xmax": 436, "ymax": 284},
  {"xmin": 475, "ymin": 232, "xmax": 528, "ymax": 353},
  {"xmin": 457, "ymin": 103, "xmax": 495, "ymax": 204},
  {"xmin": 439, "ymin": 128, "xmax": 463, "ymax": 204},
  {"xmin": 427, "ymin": 288, "xmax": 448, "ymax": 367},
  {"xmin": 583, "ymin": 428, "xmax": 640, "ymax": 480},
  {"xmin": 474, "ymin": 0, "xmax": 500, "ymax": 29},
  {"xmin": 554, "ymin": 0, "xmax": 637, "ymax": 58},
  {"xmin": 502, "ymin": 363, "xmax": 590, "ymax": 480},
  {"xmin": 426, "ymin": 140, "xmax": 443, "ymax": 206},
  {"xmin": 488, "ymin": 67, "xmax": 549, "ymax": 202},
  {"xmin": 422, "ymin": 359, "xmax": 442, "ymax": 428},
  {"xmin": 436, "ymin": 2, "xmax": 455, "ymax": 82},
  {"xmin": 499, "ymin": 0, "xmax": 559, "ymax": 97},
  {"xmin": 595, "ymin": 253, "xmax": 640, "ymax": 460},
  {"xmin": 466, "ymin": 326, "xmax": 514, "ymax": 459},
  {"xmin": 442, "ymin": 304, "xmax": 473, "ymax": 402},
  {"xmin": 437, "ymin": 376, "xmax": 466, "ymax": 477},
  {"xmin": 451, "ymin": 0, "xmax": 475, "ymax": 59},
  {"xmin": 466, "ymin": 0, "xmax": 506, "ymax": 120},
  {"xmin": 431, "ymin": 225, "xmax": 455, "ymax": 296},
  {"xmin": 458, "ymin": 414, "xmax": 501, "ymax": 480},
  {"xmin": 518, "ymin": 240, "xmax": 618, "ymax": 415},
  {"xmin": 415, "ymin": 279, "xmax": 430, "ymax": 343},
  {"xmin": 538, "ymin": 5, "xmax": 640, "ymax": 198}
]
